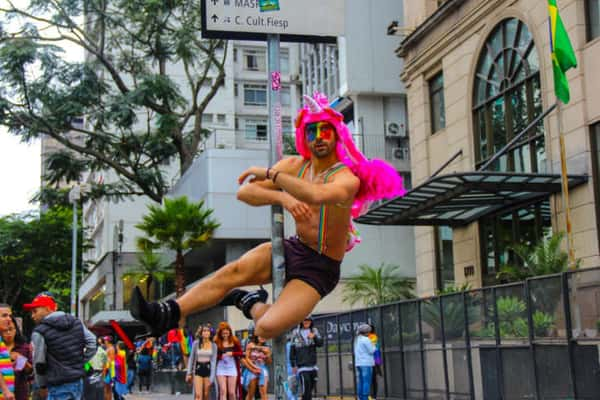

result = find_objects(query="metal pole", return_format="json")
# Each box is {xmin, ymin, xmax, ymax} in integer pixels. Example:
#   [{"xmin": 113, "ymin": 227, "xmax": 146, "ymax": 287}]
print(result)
[
  {"xmin": 561, "ymin": 272, "xmax": 578, "ymax": 398},
  {"xmin": 439, "ymin": 297, "xmax": 450, "ymax": 400},
  {"xmin": 462, "ymin": 292, "xmax": 475, "ymax": 400},
  {"xmin": 524, "ymin": 279, "xmax": 541, "ymax": 400},
  {"xmin": 70, "ymin": 197, "xmax": 78, "ymax": 316},
  {"xmin": 267, "ymin": 33, "xmax": 286, "ymax": 400},
  {"xmin": 397, "ymin": 303, "xmax": 408, "ymax": 399},
  {"xmin": 491, "ymin": 288, "xmax": 504, "ymax": 400},
  {"xmin": 556, "ymin": 101, "xmax": 575, "ymax": 267},
  {"xmin": 417, "ymin": 302, "xmax": 427, "ymax": 399}
]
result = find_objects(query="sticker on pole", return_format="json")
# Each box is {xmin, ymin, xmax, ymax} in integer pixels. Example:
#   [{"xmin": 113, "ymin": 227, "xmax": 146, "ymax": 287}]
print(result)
[{"xmin": 259, "ymin": 0, "xmax": 280, "ymax": 12}]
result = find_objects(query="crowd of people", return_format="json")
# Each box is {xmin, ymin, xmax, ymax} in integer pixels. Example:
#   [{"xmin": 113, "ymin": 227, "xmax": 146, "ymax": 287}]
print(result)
[{"xmin": 0, "ymin": 290, "xmax": 382, "ymax": 400}]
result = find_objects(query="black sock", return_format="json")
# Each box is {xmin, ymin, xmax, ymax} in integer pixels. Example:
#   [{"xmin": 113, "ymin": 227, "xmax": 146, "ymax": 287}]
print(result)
[{"xmin": 130, "ymin": 286, "xmax": 180, "ymax": 336}]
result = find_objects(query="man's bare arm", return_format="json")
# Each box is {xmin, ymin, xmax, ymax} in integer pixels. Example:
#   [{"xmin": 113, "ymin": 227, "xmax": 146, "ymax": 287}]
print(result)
[
  {"xmin": 238, "ymin": 166, "xmax": 359, "ymax": 206},
  {"xmin": 237, "ymin": 158, "xmax": 314, "ymax": 221}
]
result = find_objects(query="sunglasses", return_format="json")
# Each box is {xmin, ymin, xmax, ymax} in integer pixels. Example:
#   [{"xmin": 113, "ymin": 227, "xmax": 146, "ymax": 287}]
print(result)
[{"xmin": 305, "ymin": 122, "xmax": 335, "ymax": 142}]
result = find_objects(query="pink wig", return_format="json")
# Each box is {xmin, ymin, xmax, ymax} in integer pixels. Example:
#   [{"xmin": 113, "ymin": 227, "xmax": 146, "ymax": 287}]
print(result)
[{"xmin": 295, "ymin": 92, "xmax": 406, "ymax": 219}]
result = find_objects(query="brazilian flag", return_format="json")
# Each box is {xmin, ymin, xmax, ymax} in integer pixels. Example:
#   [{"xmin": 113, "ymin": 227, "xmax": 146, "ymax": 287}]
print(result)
[{"xmin": 548, "ymin": 0, "xmax": 577, "ymax": 104}]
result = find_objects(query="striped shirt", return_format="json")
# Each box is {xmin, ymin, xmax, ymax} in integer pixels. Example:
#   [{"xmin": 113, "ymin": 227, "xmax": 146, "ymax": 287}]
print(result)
[{"xmin": 0, "ymin": 339, "xmax": 15, "ymax": 399}]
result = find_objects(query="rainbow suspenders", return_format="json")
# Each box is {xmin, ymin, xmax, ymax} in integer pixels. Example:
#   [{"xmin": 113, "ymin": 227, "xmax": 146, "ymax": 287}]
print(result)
[{"xmin": 297, "ymin": 161, "xmax": 347, "ymax": 254}]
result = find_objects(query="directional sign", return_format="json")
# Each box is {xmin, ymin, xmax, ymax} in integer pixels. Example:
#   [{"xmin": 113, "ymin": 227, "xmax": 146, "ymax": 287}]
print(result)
[{"xmin": 201, "ymin": 0, "xmax": 345, "ymax": 43}]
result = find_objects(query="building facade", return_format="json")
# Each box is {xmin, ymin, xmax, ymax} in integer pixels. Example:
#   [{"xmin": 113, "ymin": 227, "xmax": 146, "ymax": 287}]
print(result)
[{"xmin": 370, "ymin": 0, "xmax": 600, "ymax": 296}]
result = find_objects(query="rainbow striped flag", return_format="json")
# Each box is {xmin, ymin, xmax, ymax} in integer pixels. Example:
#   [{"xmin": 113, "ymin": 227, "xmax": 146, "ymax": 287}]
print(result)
[
  {"xmin": 179, "ymin": 329, "xmax": 193, "ymax": 356},
  {"xmin": 0, "ymin": 339, "xmax": 14, "ymax": 399},
  {"xmin": 114, "ymin": 349, "xmax": 127, "ymax": 384}
]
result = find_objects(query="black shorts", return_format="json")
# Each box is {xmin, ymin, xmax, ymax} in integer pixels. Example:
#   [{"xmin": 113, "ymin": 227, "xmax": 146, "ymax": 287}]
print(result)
[
  {"xmin": 195, "ymin": 362, "xmax": 211, "ymax": 377},
  {"xmin": 283, "ymin": 237, "xmax": 341, "ymax": 298}
]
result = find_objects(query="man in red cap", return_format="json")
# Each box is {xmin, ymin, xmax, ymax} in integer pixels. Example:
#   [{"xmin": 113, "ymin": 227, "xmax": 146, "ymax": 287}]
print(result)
[{"xmin": 24, "ymin": 292, "xmax": 97, "ymax": 400}]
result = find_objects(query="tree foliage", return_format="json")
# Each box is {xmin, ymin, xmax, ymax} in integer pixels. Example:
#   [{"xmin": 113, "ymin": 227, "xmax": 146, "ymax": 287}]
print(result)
[
  {"xmin": 496, "ymin": 232, "xmax": 580, "ymax": 282},
  {"xmin": 122, "ymin": 248, "xmax": 174, "ymax": 300},
  {"xmin": 0, "ymin": 207, "xmax": 90, "ymax": 315},
  {"xmin": 0, "ymin": 0, "xmax": 228, "ymax": 203},
  {"xmin": 136, "ymin": 196, "xmax": 219, "ymax": 298},
  {"xmin": 342, "ymin": 263, "xmax": 415, "ymax": 307}
]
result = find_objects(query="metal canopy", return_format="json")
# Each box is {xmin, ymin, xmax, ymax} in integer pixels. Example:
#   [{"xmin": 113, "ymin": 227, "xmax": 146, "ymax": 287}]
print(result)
[{"xmin": 355, "ymin": 172, "xmax": 588, "ymax": 227}]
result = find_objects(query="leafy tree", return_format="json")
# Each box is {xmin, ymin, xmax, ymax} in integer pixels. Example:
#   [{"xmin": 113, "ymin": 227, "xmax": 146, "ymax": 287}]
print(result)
[
  {"xmin": 136, "ymin": 196, "xmax": 219, "ymax": 298},
  {"xmin": 496, "ymin": 232, "xmax": 580, "ymax": 282},
  {"xmin": 342, "ymin": 263, "xmax": 414, "ymax": 307},
  {"xmin": 0, "ymin": 207, "xmax": 89, "ymax": 314},
  {"xmin": 0, "ymin": 0, "xmax": 227, "ymax": 203},
  {"xmin": 122, "ymin": 248, "xmax": 174, "ymax": 300}
]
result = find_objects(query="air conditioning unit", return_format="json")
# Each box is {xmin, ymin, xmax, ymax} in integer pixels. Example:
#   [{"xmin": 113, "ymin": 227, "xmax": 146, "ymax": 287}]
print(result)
[
  {"xmin": 385, "ymin": 121, "xmax": 406, "ymax": 138},
  {"xmin": 393, "ymin": 147, "xmax": 409, "ymax": 160}
]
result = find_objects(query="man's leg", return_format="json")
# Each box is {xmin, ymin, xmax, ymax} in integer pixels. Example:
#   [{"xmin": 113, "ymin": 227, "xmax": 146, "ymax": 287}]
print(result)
[
  {"xmin": 131, "ymin": 242, "xmax": 273, "ymax": 336},
  {"xmin": 251, "ymin": 279, "xmax": 321, "ymax": 339}
]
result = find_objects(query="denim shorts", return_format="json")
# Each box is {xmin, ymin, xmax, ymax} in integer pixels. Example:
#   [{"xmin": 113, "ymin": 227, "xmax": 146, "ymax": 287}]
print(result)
[{"xmin": 48, "ymin": 378, "xmax": 83, "ymax": 400}]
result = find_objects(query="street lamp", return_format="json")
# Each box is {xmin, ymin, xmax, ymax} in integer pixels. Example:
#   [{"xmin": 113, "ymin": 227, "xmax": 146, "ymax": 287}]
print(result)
[{"xmin": 68, "ymin": 184, "xmax": 89, "ymax": 317}]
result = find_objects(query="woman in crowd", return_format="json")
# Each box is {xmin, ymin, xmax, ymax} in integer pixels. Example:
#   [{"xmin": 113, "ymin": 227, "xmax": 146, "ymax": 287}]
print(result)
[
  {"xmin": 242, "ymin": 335, "xmax": 271, "ymax": 400},
  {"xmin": 214, "ymin": 322, "xmax": 243, "ymax": 400},
  {"xmin": 1, "ymin": 316, "xmax": 32, "ymax": 400},
  {"xmin": 136, "ymin": 346, "xmax": 153, "ymax": 392},
  {"xmin": 187, "ymin": 325, "xmax": 217, "ymax": 400}
]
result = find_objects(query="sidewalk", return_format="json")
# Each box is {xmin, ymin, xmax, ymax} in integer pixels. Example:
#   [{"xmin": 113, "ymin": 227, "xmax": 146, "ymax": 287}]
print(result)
[{"xmin": 127, "ymin": 393, "xmax": 193, "ymax": 400}]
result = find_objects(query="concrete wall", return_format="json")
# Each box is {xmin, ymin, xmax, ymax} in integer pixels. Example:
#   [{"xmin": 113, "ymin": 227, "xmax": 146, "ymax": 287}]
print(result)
[
  {"xmin": 339, "ymin": 0, "xmax": 405, "ymax": 95},
  {"xmin": 170, "ymin": 148, "xmax": 271, "ymax": 239}
]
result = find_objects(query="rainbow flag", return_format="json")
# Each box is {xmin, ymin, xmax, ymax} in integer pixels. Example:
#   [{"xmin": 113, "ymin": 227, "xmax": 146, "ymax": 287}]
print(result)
[
  {"xmin": 0, "ymin": 340, "xmax": 14, "ymax": 399},
  {"xmin": 114, "ymin": 349, "xmax": 127, "ymax": 384},
  {"xmin": 180, "ymin": 329, "xmax": 193, "ymax": 356},
  {"xmin": 548, "ymin": 0, "xmax": 577, "ymax": 103}
]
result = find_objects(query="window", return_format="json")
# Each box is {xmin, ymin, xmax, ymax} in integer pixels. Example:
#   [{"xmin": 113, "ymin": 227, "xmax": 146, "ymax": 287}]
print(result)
[
  {"xmin": 233, "ymin": 48, "xmax": 238, "ymax": 62},
  {"xmin": 234, "ymin": 83, "xmax": 239, "ymax": 97},
  {"xmin": 244, "ymin": 84, "xmax": 267, "ymax": 106},
  {"xmin": 280, "ymin": 50, "xmax": 290, "ymax": 74},
  {"xmin": 217, "ymin": 114, "xmax": 226, "ymax": 124},
  {"xmin": 202, "ymin": 113, "xmax": 213, "ymax": 124},
  {"xmin": 244, "ymin": 49, "xmax": 266, "ymax": 71},
  {"xmin": 435, "ymin": 226, "xmax": 455, "ymax": 291},
  {"xmin": 429, "ymin": 72, "xmax": 446, "ymax": 133},
  {"xmin": 473, "ymin": 18, "xmax": 543, "ymax": 172},
  {"xmin": 474, "ymin": 19, "xmax": 549, "ymax": 286},
  {"xmin": 480, "ymin": 201, "xmax": 551, "ymax": 285},
  {"xmin": 281, "ymin": 85, "xmax": 291, "ymax": 106},
  {"xmin": 245, "ymin": 119, "xmax": 268, "ymax": 141},
  {"xmin": 586, "ymin": 0, "xmax": 600, "ymax": 40}
]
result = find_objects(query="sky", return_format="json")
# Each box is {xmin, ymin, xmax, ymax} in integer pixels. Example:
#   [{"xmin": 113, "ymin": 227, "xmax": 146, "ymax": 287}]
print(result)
[
  {"xmin": 0, "ymin": 132, "xmax": 40, "ymax": 216},
  {"xmin": 0, "ymin": 6, "xmax": 82, "ymax": 217}
]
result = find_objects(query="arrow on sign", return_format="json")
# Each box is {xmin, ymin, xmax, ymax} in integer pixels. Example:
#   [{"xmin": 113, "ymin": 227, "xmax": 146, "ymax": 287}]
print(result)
[{"xmin": 211, "ymin": 14, "xmax": 218, "ymax": 22}]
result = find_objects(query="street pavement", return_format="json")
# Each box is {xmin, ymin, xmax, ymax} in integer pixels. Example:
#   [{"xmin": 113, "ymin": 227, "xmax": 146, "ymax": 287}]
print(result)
[{"xmin": 127, "ymin": 392, "xmax": 193, "ymax": 400}]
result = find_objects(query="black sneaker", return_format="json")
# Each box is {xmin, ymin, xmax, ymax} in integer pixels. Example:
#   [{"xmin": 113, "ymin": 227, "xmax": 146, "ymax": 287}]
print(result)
[
  {"xmin": 129, "ymin": 286, "xmax": 180, "ymax": 337},
  {"xmin": 220, "ymin": 288, "xmax": 268, "ymax": 319}
]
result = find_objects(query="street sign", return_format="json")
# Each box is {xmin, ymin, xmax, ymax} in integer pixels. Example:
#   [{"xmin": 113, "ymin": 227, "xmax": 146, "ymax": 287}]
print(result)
[{"xmin": 201, "ymin": 0, "xmax": 344, "ymax": 43}]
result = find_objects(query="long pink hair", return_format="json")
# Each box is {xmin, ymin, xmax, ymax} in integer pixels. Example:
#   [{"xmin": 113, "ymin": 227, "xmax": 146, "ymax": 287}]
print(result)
[{"xmin": 295, "ymin": 92, "xmax": 406, "ymax": 220}]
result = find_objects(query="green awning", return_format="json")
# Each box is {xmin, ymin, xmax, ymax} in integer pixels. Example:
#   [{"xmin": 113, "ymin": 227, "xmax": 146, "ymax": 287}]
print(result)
[{"xmin": 355, "ymin": 172, "xmax": 588, "ymax": 227}]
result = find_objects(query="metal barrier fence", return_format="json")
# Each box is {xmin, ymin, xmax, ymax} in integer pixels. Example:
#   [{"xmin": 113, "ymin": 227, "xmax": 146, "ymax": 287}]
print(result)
[{"xmin": 310, "ymin": 267, "xmax": 600, "ymax": 400}]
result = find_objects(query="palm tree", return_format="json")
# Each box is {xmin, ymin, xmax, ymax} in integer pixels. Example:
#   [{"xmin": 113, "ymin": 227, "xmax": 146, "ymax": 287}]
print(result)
[
  {"xmin": 496, "ymin": 232, "xmax": 580, "ymax": 283},
  {"xmin": 342, "ymin": 263, "xmax": 415, "ymax": 307},
  {"xmin": 122, "ymin": 248, "xmax": 174, "ymax": 300},
  {"xmin": 136, "ymin": 196, "xmax": 220, "ymax": 298}
]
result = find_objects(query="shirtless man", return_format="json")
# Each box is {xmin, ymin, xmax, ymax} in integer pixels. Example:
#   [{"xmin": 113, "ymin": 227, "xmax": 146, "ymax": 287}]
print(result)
[{"xmin": 130, "ymin": 93, "xmax": 403, "ymax": 340}]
